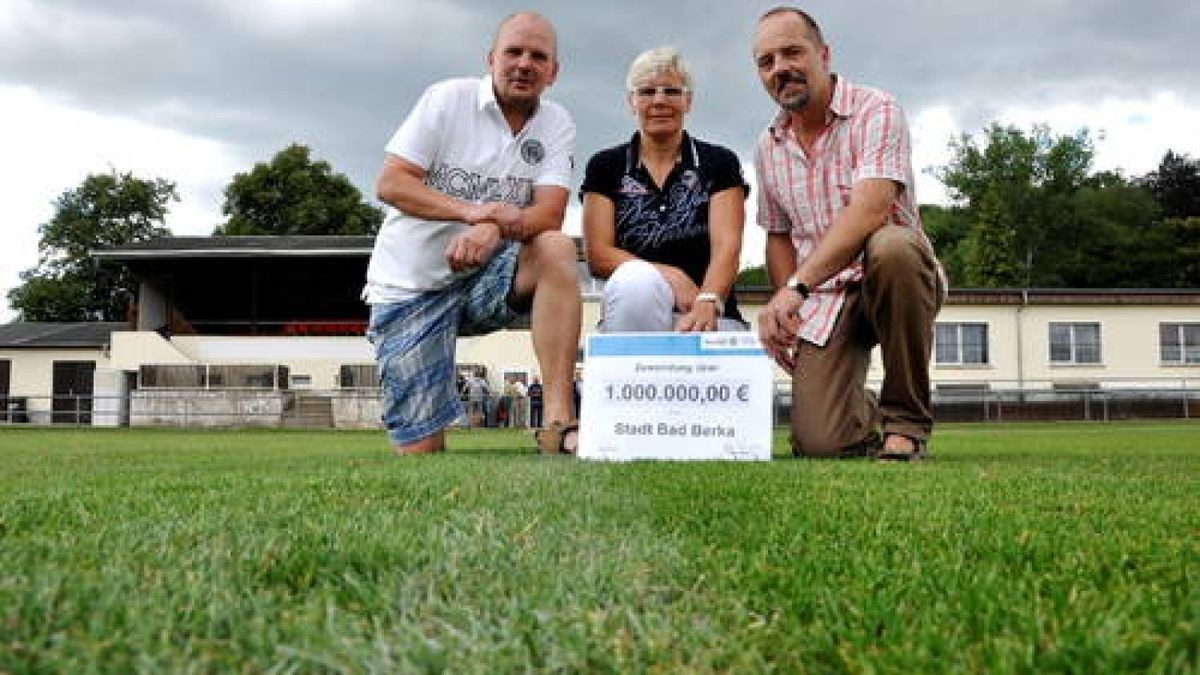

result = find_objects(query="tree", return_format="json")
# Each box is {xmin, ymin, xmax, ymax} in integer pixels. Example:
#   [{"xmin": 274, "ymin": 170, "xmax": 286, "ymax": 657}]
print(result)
[
  {"xmin": 8, "ymin": 171, "xmax": 176, "ymax": 321},
  {"xmin": 1124, "ymin": 216, "xmax": 1200, "ymax": 288},
  {"xmin": 936, "ymin": 124, "xmax": 1100, "ymax": 287},
  {"xmin": 1065, "ymin": 172, "xmax": 1157, "ymax": 287},
  {"xmin": 215, "ymin": 144, "xmax": 383, "ymax": 236},
  {"xmin": 961, "ymin": 190, "xmax": 1021, "ymax": 286},
  {"xmin": 919, "ymin": 204, "xmax": 970, "ymax": 286},
  {"xmin": 736, "ymin": 264, "xmax": 769, "ymax": 287},
  {"xmin": 1139, "ymin": 150, "xmax": 1200, "ymax": 220}
]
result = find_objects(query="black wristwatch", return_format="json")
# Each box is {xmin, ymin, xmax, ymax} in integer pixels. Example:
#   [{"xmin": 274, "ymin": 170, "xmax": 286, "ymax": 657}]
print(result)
[{"xmin": 785, "ymin": 274, "xmax": 811, "ymax": 299}]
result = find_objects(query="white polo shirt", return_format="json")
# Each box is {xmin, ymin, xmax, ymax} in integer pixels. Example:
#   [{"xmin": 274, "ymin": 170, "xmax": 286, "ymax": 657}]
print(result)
[{"xmin": 364, "ymin": 76, "xmax": 576, "ymax": 303}]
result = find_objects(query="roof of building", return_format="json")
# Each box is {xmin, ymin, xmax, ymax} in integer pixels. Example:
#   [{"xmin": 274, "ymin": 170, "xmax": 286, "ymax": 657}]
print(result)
[
  {"xmin": 733, "ymin": 286, "xmax": 1200, "ymax": 305},
  {"xmin": 93, "ymin": 235, "xmax": 592, "ymax": 261},
  {"xmin": 92, "ymin": 235, "xmax": 375, "ymax": 260},
  {"xmin": 944, "ymin": 288, "xmax": 1200, "ymax": 305},
  {"xmin": 0, "ymin": 322, "xmax": 126, "ymax": 348}
]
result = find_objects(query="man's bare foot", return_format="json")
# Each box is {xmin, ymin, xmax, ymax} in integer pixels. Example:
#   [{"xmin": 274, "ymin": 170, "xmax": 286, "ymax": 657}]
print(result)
[
  {"xmin": 879, "ymin": 434, "xmax": 926, "ymax": 461},
  {"xmin": 394, "ymin": 434, "xmax": 446, "ymax": 455}
]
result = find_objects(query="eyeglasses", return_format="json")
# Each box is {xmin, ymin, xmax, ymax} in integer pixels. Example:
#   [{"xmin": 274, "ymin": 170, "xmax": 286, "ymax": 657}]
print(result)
[{"xmin": 632, "ymin": 86, "xmax": 689, "ymax": 99}]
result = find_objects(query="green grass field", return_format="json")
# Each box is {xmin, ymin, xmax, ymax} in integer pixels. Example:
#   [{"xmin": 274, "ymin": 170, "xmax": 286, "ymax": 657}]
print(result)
[{"xmin": 1, "ymin": 422, "xmax": 1197, "ymax": 673}]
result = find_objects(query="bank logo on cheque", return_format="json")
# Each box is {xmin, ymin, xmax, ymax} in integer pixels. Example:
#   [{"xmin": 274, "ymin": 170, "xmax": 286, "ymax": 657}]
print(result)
[{"xmin": 520, "ymin": 139, "xmax": 545, "ymax": 165}]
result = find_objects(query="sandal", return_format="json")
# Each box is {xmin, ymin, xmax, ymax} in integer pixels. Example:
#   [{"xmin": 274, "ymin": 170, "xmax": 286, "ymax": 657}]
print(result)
[
  {"xmin": 878, "ymin": 434, "xmax": 928, "ymax": 462},
  {"xmin": 790, "ymin": 431, "xmax": 881, "ymax": 459},
  {"xmin": 535, "ymin": 419, "xmax": 580, "ymax": 455}
]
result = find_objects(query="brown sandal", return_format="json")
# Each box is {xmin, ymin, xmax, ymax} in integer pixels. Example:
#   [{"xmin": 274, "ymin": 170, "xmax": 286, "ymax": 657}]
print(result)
[{"xmin": 535, "ymin": 420, "xmax": 580, "ymax": 455}]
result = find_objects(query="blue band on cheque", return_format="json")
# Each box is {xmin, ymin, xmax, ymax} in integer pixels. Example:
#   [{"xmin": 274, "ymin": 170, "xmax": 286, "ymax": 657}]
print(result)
[{"xmin": 587, "ymin": 333, "xmax": 765, "ymax": 358}]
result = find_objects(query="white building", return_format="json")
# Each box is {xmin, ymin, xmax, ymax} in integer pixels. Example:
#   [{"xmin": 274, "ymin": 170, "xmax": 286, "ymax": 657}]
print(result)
[{"xmin": 1, "ymin": 237, "xmax": 1196, "ymax": 427}]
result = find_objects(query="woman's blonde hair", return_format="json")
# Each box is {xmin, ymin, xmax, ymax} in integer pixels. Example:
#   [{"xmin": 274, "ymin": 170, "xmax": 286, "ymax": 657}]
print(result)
[{"xmin": 625, "ymin": 46, "xmax": 693, "ymax": 92}]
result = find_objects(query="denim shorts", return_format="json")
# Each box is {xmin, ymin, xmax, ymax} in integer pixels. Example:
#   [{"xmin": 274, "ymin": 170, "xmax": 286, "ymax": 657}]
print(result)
[{"xmin": 367, "ymin": 243, "xmax": 523, "ymax": 446}]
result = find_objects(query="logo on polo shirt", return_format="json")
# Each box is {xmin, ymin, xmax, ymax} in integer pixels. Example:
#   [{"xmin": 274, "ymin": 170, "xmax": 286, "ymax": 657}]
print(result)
[
  {"xmin": 520, "ymin": 139, "xmax": 545, "ymax": 165},
  {"xmin": 681, "ymin": 169, "xmax": 699, "ymax": 190}
]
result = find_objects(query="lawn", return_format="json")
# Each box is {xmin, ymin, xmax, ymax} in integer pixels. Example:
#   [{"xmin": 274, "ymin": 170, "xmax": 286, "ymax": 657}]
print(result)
[{"xmin": 0, "ymin": 422, "xmax": 1196, "ymax": 673}]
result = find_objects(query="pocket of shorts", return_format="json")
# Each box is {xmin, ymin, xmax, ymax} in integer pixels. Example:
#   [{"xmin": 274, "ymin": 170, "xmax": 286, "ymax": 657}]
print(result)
[{"xmin": 366, "ymin": 303, "xmax": 403, "ymax": 348}]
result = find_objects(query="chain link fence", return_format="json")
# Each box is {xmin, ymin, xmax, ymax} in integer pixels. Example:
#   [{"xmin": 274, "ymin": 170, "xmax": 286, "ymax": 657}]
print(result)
[{"xmin": 2, "ymin": 381, "xmax": 1197, "ymax": 428}]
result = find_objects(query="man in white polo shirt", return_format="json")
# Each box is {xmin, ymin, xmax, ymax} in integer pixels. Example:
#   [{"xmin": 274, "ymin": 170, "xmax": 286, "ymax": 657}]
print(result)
[{"xmin": 364, "ymin": 12, "xmax": 582, "ymax": 455}]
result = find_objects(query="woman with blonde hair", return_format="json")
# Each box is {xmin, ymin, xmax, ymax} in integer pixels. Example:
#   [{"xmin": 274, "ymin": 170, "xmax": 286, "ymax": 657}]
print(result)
[{"xmin": 582, "ymin": 46, "xmax": 749, "ymax": 332}]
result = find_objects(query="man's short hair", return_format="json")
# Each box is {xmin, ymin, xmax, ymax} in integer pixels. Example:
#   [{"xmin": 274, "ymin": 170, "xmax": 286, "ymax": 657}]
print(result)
[{"xmin": 759, "ymin": 6, "xmax": 825, "ymax": 46}]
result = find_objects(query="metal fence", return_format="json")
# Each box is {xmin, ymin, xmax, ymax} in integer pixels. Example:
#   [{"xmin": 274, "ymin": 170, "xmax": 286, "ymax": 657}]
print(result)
[{"xmin": 2, "ymin": 385, "xmax": 1197, "ymax": 429}]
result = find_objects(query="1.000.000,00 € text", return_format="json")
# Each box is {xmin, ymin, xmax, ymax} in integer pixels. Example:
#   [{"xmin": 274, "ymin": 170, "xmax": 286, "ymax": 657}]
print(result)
[{"xmin": 601, "ymin": 381, "xmax": 751, "ymax": 406}]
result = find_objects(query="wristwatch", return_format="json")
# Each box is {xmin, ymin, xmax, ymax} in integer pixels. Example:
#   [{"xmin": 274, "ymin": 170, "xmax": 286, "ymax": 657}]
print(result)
[
  {"xmin": 695, "ymin": 291, "xmax": 724, "ymax": 315},
  {"xmin": 785, "ymin": 274, "xmax": 811, "ymax": 299}
]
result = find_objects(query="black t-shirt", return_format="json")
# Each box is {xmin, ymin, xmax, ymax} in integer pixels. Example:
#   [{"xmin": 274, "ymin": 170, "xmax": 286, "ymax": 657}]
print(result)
[{"xmin": 581, "ymin": 132, "xmax": 750, "ymax": 322}]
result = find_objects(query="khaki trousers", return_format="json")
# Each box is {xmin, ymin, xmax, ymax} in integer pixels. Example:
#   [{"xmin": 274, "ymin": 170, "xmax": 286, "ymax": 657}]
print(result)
[{"xmin": 789, "ymin": 226, "xmax": 943, "ymax": 457}]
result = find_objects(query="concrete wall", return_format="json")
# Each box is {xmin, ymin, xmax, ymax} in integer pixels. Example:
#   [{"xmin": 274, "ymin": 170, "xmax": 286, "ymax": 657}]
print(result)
[
  {"xmin": 130, "ymin": 389, "xmax": 284, "ymax": 427},
  {"xmin": 331, "ymin": 391, "xmax": 384, "ymax": 429}
]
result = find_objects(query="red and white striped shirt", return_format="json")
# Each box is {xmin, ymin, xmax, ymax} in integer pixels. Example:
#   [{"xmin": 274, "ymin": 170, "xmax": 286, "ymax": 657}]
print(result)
[{"xmin": 755, "ymin": 75, "xmax": 927, "ymax": 346}]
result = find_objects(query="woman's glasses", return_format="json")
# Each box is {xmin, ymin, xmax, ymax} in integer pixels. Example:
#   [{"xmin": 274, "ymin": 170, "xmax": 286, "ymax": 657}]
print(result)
[{"xmin": 632, "ymin": 86, "xmax": 688, "ymax": 99}]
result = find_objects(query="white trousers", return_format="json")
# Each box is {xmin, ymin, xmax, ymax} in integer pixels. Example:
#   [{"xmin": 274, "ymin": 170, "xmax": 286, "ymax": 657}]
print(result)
[{"xmin": 599, "ymin": 260, "xmax": 746, "ymax": 333}]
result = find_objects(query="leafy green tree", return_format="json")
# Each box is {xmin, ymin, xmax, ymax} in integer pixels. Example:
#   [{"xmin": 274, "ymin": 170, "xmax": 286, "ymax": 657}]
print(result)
[
  {"xmin": 1126, "ymin": 216, "xmax": 1200, "ymax": 288},
  {"xmin": 8, "ymin": 171, "xmax": 176, "ymax": 321},
  {"xmin": 919, "ymin": 204, "xmax": 970, "ymax": 285},
  {"xmin": 937, "ymin": 124, "xmax": 1098, "ymax": 287},
  {"xmin": 1066, "ymin": 172, "xmax": 1157, "ymax": 287},
  {"xmin": 736, "ymin": 265, "xmax": 769, "ymax": 287},
  {"xmin": 1164, "ymin": 217, "xmax": 1200, "ymax": 286},
  {"xmin": 961, "ymin": 190, "xmax": 1021, "ymax": 286},
  {"xmin": 1139, "ymin": 150, "xmax": 1200, "ymax": 219},
  {"xmin": 215, "ymin": 144, "xmax": 383, "ymax": 236}
]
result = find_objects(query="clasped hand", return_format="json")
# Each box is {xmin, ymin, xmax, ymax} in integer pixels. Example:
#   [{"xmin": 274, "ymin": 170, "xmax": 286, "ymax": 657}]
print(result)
[
  {"xmin": 757, "ymin": 288, "xmax": 804, "ymax": 371},
  {"xmin": 465, "ymin": 202, "xmax": 525, "ymax": 240},
  {"xmin": 445, "ymin": 203, "xmax": 525, "ymax": 271},
  {"xmin": 445, "ymin": 222, "xmax": 501, "ymax": 271}
]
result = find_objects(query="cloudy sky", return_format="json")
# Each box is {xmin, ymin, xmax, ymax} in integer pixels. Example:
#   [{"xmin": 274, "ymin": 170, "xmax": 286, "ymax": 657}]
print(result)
[{"xmin": 3, "ymin": 0, "xmax": 1199, "ymax": 321}]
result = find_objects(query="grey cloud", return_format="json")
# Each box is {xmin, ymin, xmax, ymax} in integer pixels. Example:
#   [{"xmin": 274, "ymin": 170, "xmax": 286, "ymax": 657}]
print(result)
[{"xmin": 3, "ymin": 0, "xmax": 1198, "ymax": 216}]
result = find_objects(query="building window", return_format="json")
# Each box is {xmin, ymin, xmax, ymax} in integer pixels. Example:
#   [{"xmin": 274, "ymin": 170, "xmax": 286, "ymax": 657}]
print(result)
[
  {"xmin": 138, "ymin": 364, "xmax": 287, "ymax": 389},
  {"xmin": 1049, "ymin": 322, "xmax": 1101, "ymax": 364},
  {"xmin": 338, "ymin": 364, "xmax": 377, "ymax": 388},
  {"xmin": 1160, "ymin": 323, "xmax": 1200, "ymax": 365},
  {"xmin": 935, "ymin": 322, "xmax": 989, "ymax": 365}
]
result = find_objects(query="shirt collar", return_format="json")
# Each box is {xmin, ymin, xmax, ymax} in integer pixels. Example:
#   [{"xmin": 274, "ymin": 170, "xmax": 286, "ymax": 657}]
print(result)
[
  {"xmin": 625, "ymin": 130, "xmax": 700, "ymax": 174},
  {"xmin": 477, "ymin": 75, "xmax": 497, "ymax": 113},
  {"xmin": 477, "ymin": 75, "xmax": 542, "ymax": 122},
  {"xmin": 768, "ymin": 74, "xmax": 851, "ymax": 142}
]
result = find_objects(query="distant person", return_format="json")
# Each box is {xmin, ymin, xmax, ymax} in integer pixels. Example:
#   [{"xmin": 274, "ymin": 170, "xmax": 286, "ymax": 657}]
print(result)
[
  {"xmin": 462, "ymin": 370, "xmax": 490, "ymax": 428},
  {"xmin": 751, "ymin": 7, "xmax": 944, "ymax": 460},
  {"xmin": 502, "ymin": 377, "xmax": 528, "ymax": 427},
  {"xmin": 527, "ymin": 376, "xmax": 544, "ymax": 428},
  {"xmin": 364, "ymin": 12, "xmax": 581, "ymax": 455},
  {"xmin": 582, "ymin": 46, "xmax": 749, "ymax": 332}
]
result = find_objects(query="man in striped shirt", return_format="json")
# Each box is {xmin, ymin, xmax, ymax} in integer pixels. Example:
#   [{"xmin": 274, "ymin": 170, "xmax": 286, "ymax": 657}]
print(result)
[{"xmin": 751, "ymin": 7, "xmax": 944, "ymax": 460}]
